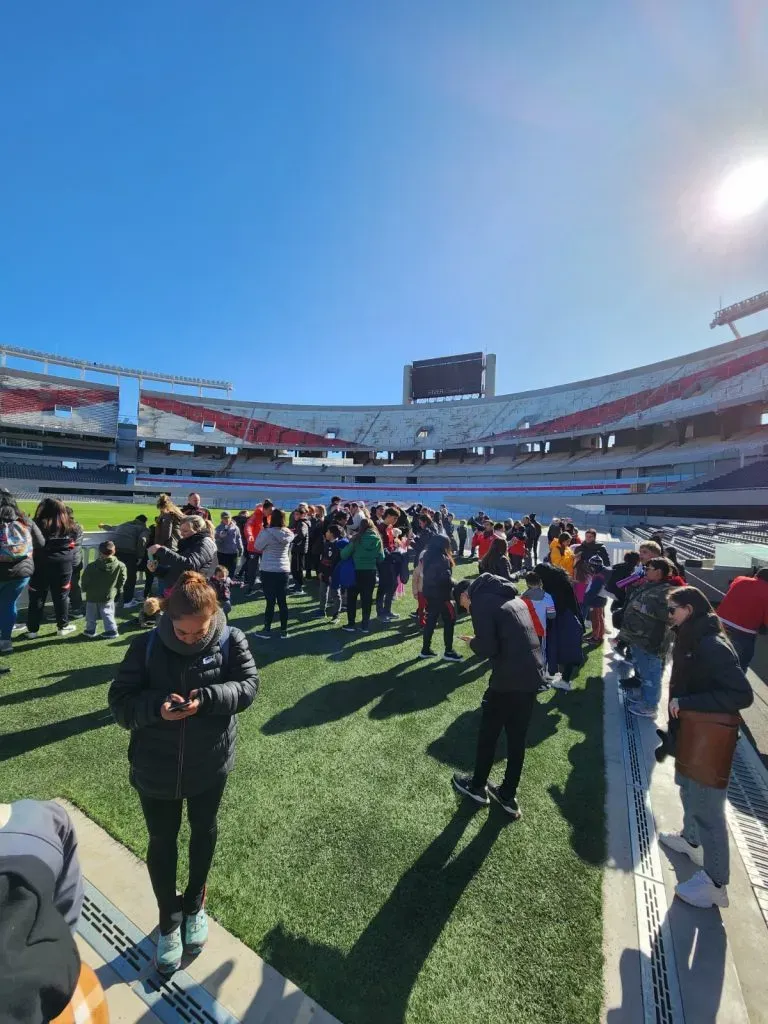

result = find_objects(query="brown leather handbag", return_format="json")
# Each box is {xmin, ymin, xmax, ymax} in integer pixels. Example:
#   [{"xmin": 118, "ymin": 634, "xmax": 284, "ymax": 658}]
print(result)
[{"xmin": 675, "ymin": 709, "xmax": 741, "ymax": 789}]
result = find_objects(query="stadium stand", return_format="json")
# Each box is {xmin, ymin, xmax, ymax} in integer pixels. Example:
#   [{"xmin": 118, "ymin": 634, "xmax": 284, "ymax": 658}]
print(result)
[
  {"xmin": 0, "ymin": 367, "xmax": 119, "ymax": 437},
  {"xmin": 687, "ymin": 459, "xmax": 768, "ymax": 491}
]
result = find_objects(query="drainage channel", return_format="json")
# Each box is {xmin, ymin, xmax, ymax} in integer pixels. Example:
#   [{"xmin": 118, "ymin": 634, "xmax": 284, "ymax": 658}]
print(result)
[
  {"xmin": 78, "ymin": 879, "xmax": 239, "ymax": 1024},
  {"xmin": 726, "ymin": 739, "xmax": 768, "ymax": 929},
  {"xmin": 616, "ymin": 683, "xmax": 685, "ymax": 1024}
]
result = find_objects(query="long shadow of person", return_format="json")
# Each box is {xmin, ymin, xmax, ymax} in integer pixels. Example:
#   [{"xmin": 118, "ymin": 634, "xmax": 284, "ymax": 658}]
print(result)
[
  {"xmin": 0, "ymin": 708, "xmax": 114, "ymax": 762},
  {"xmin": 546, "ymin": 673, "xmax": 606, "ymax": 865},
  {"xmin": 260, "ymin": 802, "xmax": 507, "ymax": 1024}
]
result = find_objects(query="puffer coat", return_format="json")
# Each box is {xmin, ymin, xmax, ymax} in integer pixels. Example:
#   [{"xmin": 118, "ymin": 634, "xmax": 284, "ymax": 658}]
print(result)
[{"xmin": 108, "ymin": 625, "xmax": 258, "ymax": 799}]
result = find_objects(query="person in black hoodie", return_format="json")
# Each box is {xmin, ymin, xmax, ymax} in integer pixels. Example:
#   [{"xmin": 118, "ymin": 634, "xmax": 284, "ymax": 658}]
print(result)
[
  {"xmin": 659, "ymin": 586, "xmax": 753, "ymax": 910},
  {"xmin": 148, "ymin": 515, "xmax": 218, "ymax": 594},
  {"xmin": 23, "ymin": 498, "xmax": 77, "ymax": 639},
  {"xmin": 420, "ymin": 536, "xmax": 461, "ymax": 661},
  {"xmin": 109, "ymin": 571, "xmax": 258, "ymax": 975},
  {"xmin": 534, "ymin": 561, "xmax": 585, "ymax": 690},
  {"xmin": 451, "ymin": 574, "xmax": 544, "ymax": 818}
]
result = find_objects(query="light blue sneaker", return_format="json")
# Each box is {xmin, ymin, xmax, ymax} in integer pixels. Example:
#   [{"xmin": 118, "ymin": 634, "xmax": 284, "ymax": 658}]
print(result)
[
  {"xmin": 184, "ymin": 909, "xmax": 209, "ymax": 953},
  {"xmin": 155, "ymin": 927, "xmax": 183, "ymax": 975}
]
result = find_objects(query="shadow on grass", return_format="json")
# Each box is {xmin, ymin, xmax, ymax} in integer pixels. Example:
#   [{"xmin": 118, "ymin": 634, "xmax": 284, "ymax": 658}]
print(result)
[
  {"xmin": 0, "ymin": 708, "xmax": 114, "ymax": 761},
  {"xmin": 425, "ymin": 673, "xmax": 605, "ymax": 866},
  {"xmin": 262, "ymin": 656, "xmax": 484, "ymax": 733},
  {"xmin": 0, "ymin": 663, "xmax": 116, "ymax": 707},
  {"xmin": 261, "ymin": 802, "xmax": 507, "ymax": 1024}
]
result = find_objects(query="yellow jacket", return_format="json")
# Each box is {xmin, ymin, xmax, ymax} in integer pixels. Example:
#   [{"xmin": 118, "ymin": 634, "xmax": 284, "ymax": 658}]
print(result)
[{"xmin": 549, "ymin": 539, "xmax": 575, "ymax": 577}]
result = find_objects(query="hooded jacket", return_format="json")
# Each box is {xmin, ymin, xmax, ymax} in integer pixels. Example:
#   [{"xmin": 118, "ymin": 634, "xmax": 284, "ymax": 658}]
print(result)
[
  {"xmin": 155, "ymin": 531, "xmax": 218, "ymax": 588},
  {"xmin": 80, "ymin": 554, "xmax": 128, "ymax": 604},
  {"xmin": 254, "ymin": 526, "xmax": 294, "ymax": 573},
  {"xmin": 467, "ymin": 574, "xmax": 544, "ymax": 692},
  {"xmin": 106, "ymin": 518, "xmax": 150, "ymax": 556},
  {"xmin": 340, "ymin": 526, "xmax": 383, "ymax": 570},
  {"xmin": 421, "ymin": 538, "xmax": 454, "ymax": 598},
  {"xmin": 108, "ymin": 611, "xmax": 259, "ymax": 799},
  {"xmin": 670, "ymin": 613, "xmax": 754, "ymax": 714}
]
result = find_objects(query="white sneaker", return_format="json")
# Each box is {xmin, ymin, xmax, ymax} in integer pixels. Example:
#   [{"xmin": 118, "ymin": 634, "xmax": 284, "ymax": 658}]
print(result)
[
  {"xmin": 57, "ymin": 624, "xmax": 77, "ymax": 637},
  {"xmin": 675, "ymin": 870, "xmax": 729, "ymax": 909},
  {"xmin": 659, "ymin": 831, "xmax": 704, "ymax": 866},
  {"xmin": 122, "ymin": 600, "xmax": 140, "ymax": 609},
  {"xmin": 24, "ymin": 632, "xmax": 39, "ymax": 639},
  {"xmin": 543, "ymin": 671, "xmax": 562, "ymax": 684},
  {"xmin": 551, "ymin": 678, "xmax": 572, "ymax": 691}
]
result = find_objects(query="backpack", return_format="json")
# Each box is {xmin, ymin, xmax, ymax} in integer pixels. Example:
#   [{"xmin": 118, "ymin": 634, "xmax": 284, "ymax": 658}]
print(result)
[
  {"xmin": 0, "ymin": 520, "xmax": 33, "ymax": 563},
  {"xmin": 145, "ymin": 625, "xmax": 231, "ymax": 670}
]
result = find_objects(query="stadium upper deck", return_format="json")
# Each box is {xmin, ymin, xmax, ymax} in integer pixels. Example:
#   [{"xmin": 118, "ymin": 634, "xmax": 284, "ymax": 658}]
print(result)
[
  {"xmin": 0, "ymin": 366, "xmax": 119, "ymax": 438},
  {"xmin": 137, "ymin": 332, "xmax": 768, "ymax": 451}
]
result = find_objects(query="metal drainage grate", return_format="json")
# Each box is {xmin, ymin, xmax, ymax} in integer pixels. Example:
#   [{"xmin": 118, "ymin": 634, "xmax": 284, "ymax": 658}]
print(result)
[
  {"xmin": 727, "ymin": 741, "xmax": 768, "ymax": 928},
  {"xmin": 78, "ymin": 880, "xmax": 239, "ymax": 1024},
  {"xmin": 616, "ymin": 677, "xmax": 684, "ymax": 1024}
]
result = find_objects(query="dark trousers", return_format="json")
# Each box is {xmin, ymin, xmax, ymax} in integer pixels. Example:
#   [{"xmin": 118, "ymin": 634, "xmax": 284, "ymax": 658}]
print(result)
[
  {"xmin": 724, "ymin": 626, "xmax": 755, "ymax": 671},
  {"xmin": 471, "ymin": 688, "xmax": 537, "ymax": 800},
  {"xmin": 261, "ymin": 570, "xmax": 289, "ymax": 631},
  {"xmin": 457, "ymin": 530, "xmax": 467, "ymax": 557},
  {"xmin": 138, "ymin": 779, "xmax": 226, "ymax": 934},
  {"xmin": 245, "ymin": 552, "xmax": 260, "ymax": 590},
  {"xmin": 217, "ymin": 552, "xmax": 238, "ymax": 577},
  {"xmin": 422, "ymin": 593, "xmax": 455, "ymax": 653},
  {"xmin": 70, "ymin": 561, "xmax": 83, "ymax": 612},
  {"xmin": 117, "ymin": 551, "xmax": 138, "ymax": 602},
  {"xmin": 26, "ymin": 563, "xmax": 71, "ymax": 632},
  {"xmin": 290, "ymin": 550, "xmax": 305, "ymax": 590},
  {"xmin": 376, "ymin": 560, "xmax": 396, "ymax": 616},
  {"xmin": 346, "ymin": 569, "xmax": 377, "ymax": 628}
]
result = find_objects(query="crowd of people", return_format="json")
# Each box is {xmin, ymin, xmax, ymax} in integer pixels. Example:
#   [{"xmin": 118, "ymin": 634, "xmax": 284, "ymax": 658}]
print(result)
[{"xmin": 0, "ymin": 486, "xmax": 765, "ymax": 998}]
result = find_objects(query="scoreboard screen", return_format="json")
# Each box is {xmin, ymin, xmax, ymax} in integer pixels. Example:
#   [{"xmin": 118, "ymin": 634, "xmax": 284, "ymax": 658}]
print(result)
[{"xmin": 411, "ymin": 352, "xmax": 484, "ymax": 400}]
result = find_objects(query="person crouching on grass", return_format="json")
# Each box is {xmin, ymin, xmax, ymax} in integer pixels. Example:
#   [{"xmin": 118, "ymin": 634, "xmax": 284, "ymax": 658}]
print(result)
[
  {"xmin": 108, "ymin": 571, "xmax": 258, "ymax": 975},
  {"xmin": 451, "ymin": 574, "xmax": 545, "ymax": 819},
  {"xmin": 79, "ymin": 540, "xmax": 126, "ymax": 639}
]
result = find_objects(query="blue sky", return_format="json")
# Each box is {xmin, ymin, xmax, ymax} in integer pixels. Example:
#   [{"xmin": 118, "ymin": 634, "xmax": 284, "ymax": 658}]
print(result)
[{"xmin": 2, "ymin": 1, "xmax": 768, "ymax": 416}]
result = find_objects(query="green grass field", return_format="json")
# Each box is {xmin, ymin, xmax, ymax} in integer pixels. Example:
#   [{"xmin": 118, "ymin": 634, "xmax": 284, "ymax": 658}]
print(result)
[
  {"xmin": 17, "ymin": 500, "xmax": 242, "ymax": 531},
  {"xmin": 1, "ymin": 501, "xmax": 606, "ymax": 1024}
]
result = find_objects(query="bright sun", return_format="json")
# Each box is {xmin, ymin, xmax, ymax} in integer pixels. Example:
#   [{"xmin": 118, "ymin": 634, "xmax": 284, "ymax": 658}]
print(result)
[{"xmin": 714, "ymin": 158, "xmax": 768, "ymax": 221}]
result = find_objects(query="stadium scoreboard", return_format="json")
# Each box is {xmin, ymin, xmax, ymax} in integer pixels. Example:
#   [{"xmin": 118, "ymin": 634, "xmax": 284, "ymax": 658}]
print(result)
[{"xmin": 404, "ymin": 352, "xmax": 494, "ymax": 402}]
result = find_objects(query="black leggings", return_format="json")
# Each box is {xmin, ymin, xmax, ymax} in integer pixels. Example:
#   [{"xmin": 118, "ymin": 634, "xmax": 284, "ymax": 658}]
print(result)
[
  {"xmin": 261, "ymin": 570, "xmax": 289, "ymax": 631},
  {"xmin": 139, "ymin": 779, "xmax": 227, "ymax": 934},
  {"xmin": 346, "ymin": 569, "xmax": 377, "ymax": 628},
  {"xmin": 26, "ymin": 561, "xmax": 72, "ymax": 632},
  {"xmin": 422, "ymin": 593, "xmax": 455, "ymax": 653},
  {"xmin": 472, "ymin": 689, "xmax": 536, "ymax": 800}
]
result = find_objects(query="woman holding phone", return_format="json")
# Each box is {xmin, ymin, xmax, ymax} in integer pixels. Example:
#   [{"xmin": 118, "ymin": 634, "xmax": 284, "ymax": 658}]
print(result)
[{"xmin": 109, "ymin": 571, "xmax": 258, "ymax": 975}]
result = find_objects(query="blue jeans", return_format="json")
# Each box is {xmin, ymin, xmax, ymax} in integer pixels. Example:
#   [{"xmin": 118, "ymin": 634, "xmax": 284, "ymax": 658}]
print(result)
[
  {"xmin": 631, "ymin": 646, "xmax": 663, "ymax": 709},
  {"xmin": 677, "ymin": 771, "xmax": 730, "ymax": 885},
  {"xmin": 0, "ymin": 578, "xmax": 30, "ymax": 641}
]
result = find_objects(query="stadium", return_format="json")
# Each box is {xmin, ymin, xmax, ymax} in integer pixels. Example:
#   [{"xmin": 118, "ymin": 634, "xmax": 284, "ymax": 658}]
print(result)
[
  {"xmin": 3, "ymin": 317, "xmax": 768, "ymax": 523},
  {"xmin": 3, "ymin": 307, "xmax": 768, "ymax": 1024}
]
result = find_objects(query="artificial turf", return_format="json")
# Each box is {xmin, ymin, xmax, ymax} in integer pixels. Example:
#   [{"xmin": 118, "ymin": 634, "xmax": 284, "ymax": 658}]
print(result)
[
  {"xmin": 17, "ymin": 500, "xmax": 241, "ymax": 531},
  {"xmin": 0, "ymin": 510, "xmax": 606, "ymax": 1024}
]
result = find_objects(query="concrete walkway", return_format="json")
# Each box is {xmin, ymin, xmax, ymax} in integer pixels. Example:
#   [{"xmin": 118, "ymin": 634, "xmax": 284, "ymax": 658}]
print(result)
[
  {"xmin": 602, "ymin": 645, "xmax": 768, "ymax": 1023},
  {"xmin": 59, "ymin": 801, "xmax": 341, "ymax": 1024}
]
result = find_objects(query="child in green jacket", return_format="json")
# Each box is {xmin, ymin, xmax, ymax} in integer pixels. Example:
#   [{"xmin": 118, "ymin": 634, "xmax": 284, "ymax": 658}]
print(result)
[{"xmin": 80, "ymin": 541, "xmax": 127, "ymax": 639}]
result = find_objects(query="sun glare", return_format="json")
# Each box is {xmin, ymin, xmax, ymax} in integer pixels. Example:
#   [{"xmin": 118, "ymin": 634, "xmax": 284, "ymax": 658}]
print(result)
[{"xmin": 714, "ymin": 158, "xmax": 768, "ymax": 221}]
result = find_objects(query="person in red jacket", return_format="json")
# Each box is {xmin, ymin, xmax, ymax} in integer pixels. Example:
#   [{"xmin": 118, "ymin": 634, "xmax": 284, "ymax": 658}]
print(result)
[
  {"xmin": 716, "ymin": 568, "xmax": 768, "ymax": 669},
  {"xmin": 243, "ymin": 499, "xmax": 273, "ymax": 594},
  {"xmin": 471, "ymin": 520, "xmax": 496, "ymax": 562}
]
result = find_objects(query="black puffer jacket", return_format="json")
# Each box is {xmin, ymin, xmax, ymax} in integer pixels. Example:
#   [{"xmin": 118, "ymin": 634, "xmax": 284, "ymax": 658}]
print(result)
[
  {"xmin": 108, "ymin": 622, "xmax": 259, "ymax": 799},
  {"xmin": 671, "ymin": 614, "xmax": 754, "ymax": 714},
  {"xmin": 467, "ymin": 573, "xmax": 544, "ymax": 693},
  {"xmin": 422, "ymin": 538, "xmax": 453, "ymax": 599},
  {"xmin": 155, "ymin": 532, "xmax": 217, "ymax": 589}
]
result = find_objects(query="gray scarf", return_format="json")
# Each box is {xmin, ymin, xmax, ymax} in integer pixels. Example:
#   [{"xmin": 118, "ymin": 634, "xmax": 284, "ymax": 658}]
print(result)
[{"xmin": 158, "ymin": 607, "xmax": 226, "ymax": 658}]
